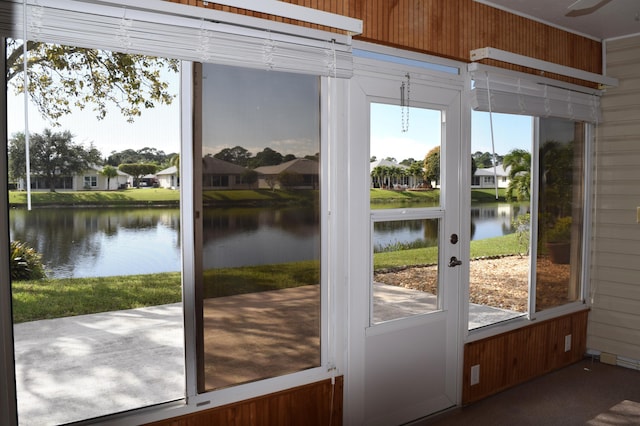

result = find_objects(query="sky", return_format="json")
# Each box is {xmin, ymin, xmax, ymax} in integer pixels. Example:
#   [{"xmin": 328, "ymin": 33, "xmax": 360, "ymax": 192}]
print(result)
[
  {"xmin": 370, "ymin": 105, "xmax": 533, "ymax": 163},
  {"xmin": 201, "ymin": 63, "xmax": 320, "ymax": 158}
]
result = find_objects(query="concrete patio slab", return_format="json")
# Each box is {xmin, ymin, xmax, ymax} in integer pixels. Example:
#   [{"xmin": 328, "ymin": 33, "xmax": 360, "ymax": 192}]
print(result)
[
  {"xmin": 14, "ymin": 304, "xmax": 185, "ymax": 426},
  {"xmin": 13, "ymin": 284, "xmax": 521, "ymax": 425}
]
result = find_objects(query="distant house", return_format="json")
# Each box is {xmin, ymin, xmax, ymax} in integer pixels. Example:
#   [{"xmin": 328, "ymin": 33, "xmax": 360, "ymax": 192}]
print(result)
[
  {"xmin": 84, "ymin": 165, "xmax": 132, "ymax": 190},
  {"xmin": 202, "ymin": 156, "xmax": 255, "ymax": 190},
  {"xmin": 157, "ymin": 166, "xmax": 179, "ymax": 189},
  {"xmin": 17, "ymin": 165, "xmax": 132, "ymax": 191},
  {"xmin": 472, "ymin": 165, "xmax": 511, "ymax": 189},
  {"xmin": 254, "ymin": 158, "xmax": 319, "ymax": 190}
]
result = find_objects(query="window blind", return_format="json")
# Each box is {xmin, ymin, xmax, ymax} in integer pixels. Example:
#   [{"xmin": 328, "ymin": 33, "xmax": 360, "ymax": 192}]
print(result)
[
  {"xmin": 469, "ymin": 64, "xmax": 602, "ymax": 123},
  {"xmin": 0, "ymin": 0, "xmax": 354, "ymax": 77}
]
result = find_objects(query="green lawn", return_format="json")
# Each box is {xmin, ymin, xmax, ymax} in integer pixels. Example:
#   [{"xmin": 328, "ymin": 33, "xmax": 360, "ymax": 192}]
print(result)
[
  {"xmin": 369, "ymin": 188, "xmax": 507, "ymax": 207},
  {"xmin": 9, "ymin": 188, "xmax": 180, "ymax": 206},
  {"xmin": 374, "ymin": 233, "xmax": 522, "ymax": 269},
  {"xmin": 11, "ymin": 235, "xmax": 522, "ymax": 323},
  {"xmin": 9, "ymin": 188, "xmax": 506, "ymax": 206},
  {"xmin": 11, "ymin": 272, "xmax": 182, "ymax": 323}
]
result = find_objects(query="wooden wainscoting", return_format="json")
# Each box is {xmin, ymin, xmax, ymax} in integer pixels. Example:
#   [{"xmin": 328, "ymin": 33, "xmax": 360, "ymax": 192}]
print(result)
[
  {"xmin": 462, "ymin": 310, "xmax": 589, "ymax": 405},
  {"xmin": 146, "ymin": 377, "xmax": 342, "ymax": 426}
]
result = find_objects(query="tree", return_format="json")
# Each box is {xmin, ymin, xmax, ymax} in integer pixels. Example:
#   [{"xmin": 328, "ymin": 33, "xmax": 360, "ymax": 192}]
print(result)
[
  {"xmin": 118, "ymin": 163, "xmax": 158, "ymax": 188},
  {"xmin": 99, "ymin": 165, "xmax": 119, "ymax": 190},
  {"xmin": 305, "ymin": 153, "xmax": 320, "ymax": 162},
  {"xmin": 169, "ymin": 154, "xmax": 180, "ymax": 177},
  {"xmin": 106, "ymin": 148, "xmax": 171, "ymax": 167},
  {"xmin": 540, "ymin": 140, "xmax": 573, "ymax": 219},
  {"xmin": 503, "ymin": 148, "xmax": 532, "ymax": 201},
  {"xmin": 407, "ymin": 161, "xmax": 425, "ymax": 186},
  {"xmin": 471, "ymin": 156, "xmax": 478, "ymax": 183},
  {"xmin": 249, "ymin": 147, "xmax": 284, "ymax": 168},
  {"xmin": 424, "ymin": 146, "xmax": 440, "ymax": 186},
  {"xmin": 472, "ymin": 151, "xmax": 503, "ymax": 168},
  {"xmin": 214, "ymin": 146, "xmax": 252, "ymax": 166},
  {"xmin": 283, "ymin": 154, "xmax": 297, "ymax": 163},
  {"xmin": 8, "ymin": 129, "xmax": 101, "ymax": 192},
  {"xmin": 6, "ymin": 39, "xmax": 179, "ymax": 124}
]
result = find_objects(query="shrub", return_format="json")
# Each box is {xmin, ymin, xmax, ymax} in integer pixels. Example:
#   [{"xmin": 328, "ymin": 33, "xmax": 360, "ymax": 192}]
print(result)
[
  {"xmin": 511, "ymin": 213, "xmax": 530, "ymax": 256},
  {"xmin": 546, "ymin": 216, "xmax": 572, "ymax": 243},
  {"xmin": 10, "ymin": 240, "xmax": 46, "ymax": 281}
]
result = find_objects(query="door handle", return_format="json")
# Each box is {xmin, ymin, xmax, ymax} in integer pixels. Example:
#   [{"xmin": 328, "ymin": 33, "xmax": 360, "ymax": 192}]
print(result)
[{"xmin": 448, "ymin": 256, "xmax": 462, "ymax": 267}]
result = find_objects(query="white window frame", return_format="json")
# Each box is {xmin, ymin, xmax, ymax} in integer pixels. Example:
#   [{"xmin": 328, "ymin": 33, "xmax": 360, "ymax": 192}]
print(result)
[
  {"xmin": 182, "ymin": 66, "xmax": 341, "ymax": 411},
  {"xmin": 84, "ymin": 175, "xmax": 97, "ymax": 188},
  {"xmin": 464, "ymin": 66, "xmax": 595, "ymax": 342}
]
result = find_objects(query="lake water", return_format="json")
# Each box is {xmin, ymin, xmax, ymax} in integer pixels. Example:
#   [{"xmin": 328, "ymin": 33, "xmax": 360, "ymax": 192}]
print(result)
[{"xmin": 9, "ymin": 203, "xmax": 527, "ymax": 278}]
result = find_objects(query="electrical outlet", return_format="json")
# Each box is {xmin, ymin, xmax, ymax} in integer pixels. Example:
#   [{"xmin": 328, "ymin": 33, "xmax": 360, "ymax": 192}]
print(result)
[
  {"xmin": 564, "ymin": 334, "xmax": 572, "ymax": 352},
  {"xmin": 470, "ymin": 364, "xmax": 480, "ymax": 386}
]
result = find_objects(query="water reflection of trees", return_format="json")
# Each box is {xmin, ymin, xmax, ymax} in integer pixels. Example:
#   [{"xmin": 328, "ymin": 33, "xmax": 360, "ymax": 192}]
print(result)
[
  {"xmin": 9, "ymin": 207, "xmax": 181, "ymax": 275},
  {"xmin": 202, "ymin": 206, "xmax": 319, "ymax": 240},
  {"xmin": 373, "ymin": 219, "xmax": 439, "ymax": 252}
]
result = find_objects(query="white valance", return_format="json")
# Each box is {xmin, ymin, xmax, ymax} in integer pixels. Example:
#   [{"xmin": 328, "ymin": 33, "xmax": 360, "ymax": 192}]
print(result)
[
  {"xmin": 468, "ymin": 64, "xmax": 602, "ymax": 123},
  {"xmin": 0, "ymin": 0, "xmax": 355, "ymax": 77}
]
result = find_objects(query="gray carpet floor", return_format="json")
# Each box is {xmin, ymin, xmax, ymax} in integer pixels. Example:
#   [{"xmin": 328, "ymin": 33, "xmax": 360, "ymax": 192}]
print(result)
[{"xmin": 419, "ymin": 358, "xmax": 640, "ymax": 426}]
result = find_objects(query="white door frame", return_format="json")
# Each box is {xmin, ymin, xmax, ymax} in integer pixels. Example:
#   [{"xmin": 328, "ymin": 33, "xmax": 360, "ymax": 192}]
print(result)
[{"xmin": 345, "ymin": 44, "xmax": 467, "ymax": 425}]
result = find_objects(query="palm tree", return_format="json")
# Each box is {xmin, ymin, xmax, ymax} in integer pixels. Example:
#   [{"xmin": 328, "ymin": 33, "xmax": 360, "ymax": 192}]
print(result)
[
  {"xmin": 503, "ymin": 148, "xmax": 531, "ymax": 201},
  {"xmin": 99, "ymin": 165, "xmax": 119, "ymax": 190},
  {"xmin": 371, "ymin": 166, "xmax": 383, "ymax": 188},
  {"xmin": 169, "ymin": 154, "xmax": 180, "ymax": 177},
  {"xmin": 407, "ymin": 161, "xmax": 425, "ymax": 187}
]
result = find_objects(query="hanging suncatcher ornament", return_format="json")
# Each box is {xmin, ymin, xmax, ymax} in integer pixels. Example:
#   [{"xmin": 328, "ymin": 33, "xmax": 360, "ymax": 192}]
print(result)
[{"xmin": 401, "ymin": 73, "xmax": 410, "ymax": 132}]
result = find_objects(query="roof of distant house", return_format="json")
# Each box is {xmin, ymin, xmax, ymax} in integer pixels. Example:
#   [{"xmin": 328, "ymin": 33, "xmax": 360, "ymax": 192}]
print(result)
[
  {"xmin": 474, "ymin": 165, "xmax": 510, "ymax": 177},
  {"xmin": 202, "ymin": 156, "xmax": 250, "ymax": 174},
  {"xmin": 157, "ymin": 166, "xmax": 177, "ymax": 176},
  {"xmin": 254, "ymin": 158, "xmax": 319, "ymax": 175},
  {"xmin": 369, "ymin": 159, "xmax": 409, "ymax": 172}
]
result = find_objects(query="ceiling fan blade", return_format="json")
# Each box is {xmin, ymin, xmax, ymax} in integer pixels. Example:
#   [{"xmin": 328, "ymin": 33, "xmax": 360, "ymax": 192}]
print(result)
[
  {"xmin": 567, "ymin": 0, "xmax": 604, "ymax": 11},
  {"xmin": 566, "ymin": 0, "xmax": 612, "ymax": 16}
]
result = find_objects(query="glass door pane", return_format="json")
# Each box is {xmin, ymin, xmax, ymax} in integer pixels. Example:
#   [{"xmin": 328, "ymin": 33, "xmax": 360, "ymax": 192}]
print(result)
[
  {"xmin": 197, "ymin": 63, "xmax": 321, "ymax": 391},
  {"xmin": 369, "ymin": 103, "xmax": 443, "ymax": 324}
]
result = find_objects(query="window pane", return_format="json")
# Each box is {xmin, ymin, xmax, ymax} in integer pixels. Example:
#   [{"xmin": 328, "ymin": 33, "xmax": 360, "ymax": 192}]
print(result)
[
  {"xmin": 536, "ymin": 118, "xmax": 584, "ymax": 311},
  {"xmin": 370, "ymin": 104, "xmax": 441, "ymax": 209},
  {"xmin": 469, "ymin": 111, "xmax": 531, "ymax": 329},
  {"xmin": 8, "ymin": 39, "xmax": 183, "ymax": 424},
  {"xmin": 372, "ymin": 219, "xmax": 440, "ymax": 323},
  {"xmin": 369, "ymin": 103, "xmax": 443, "ymax": 325},
  {"xmin": 198, "ymin": 63, "xmax": 321, "ymax": 392}
]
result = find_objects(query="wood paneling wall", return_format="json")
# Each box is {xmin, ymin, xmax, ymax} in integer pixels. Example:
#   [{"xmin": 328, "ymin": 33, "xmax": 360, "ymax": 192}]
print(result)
[
  {"xmin": 588, "ymin": 34, "xmax": 640, "ymax": 361},
  {"xmin": 462, "ymin": 310, "xmax": 589, "ymax": 405},
  {"xmin": 146, "ymin": 377, "xmax": 343, "ymax": 426},
  {"xmin": 168, "ymin": 0, "xmax": 602, "ymax": 87}
]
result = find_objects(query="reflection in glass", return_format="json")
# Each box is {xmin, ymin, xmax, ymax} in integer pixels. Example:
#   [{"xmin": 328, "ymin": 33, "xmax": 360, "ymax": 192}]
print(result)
[
  {"xmin": 536, "ymin": 118, "xmax": 584, "ymax": 311},
  {"xmin": 199, "ymin": 63, "xmax": 321, "ymax": 391},
  {"xmin": 372, "ymin": 219, "xmax": 440, "ymax": 324}
]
